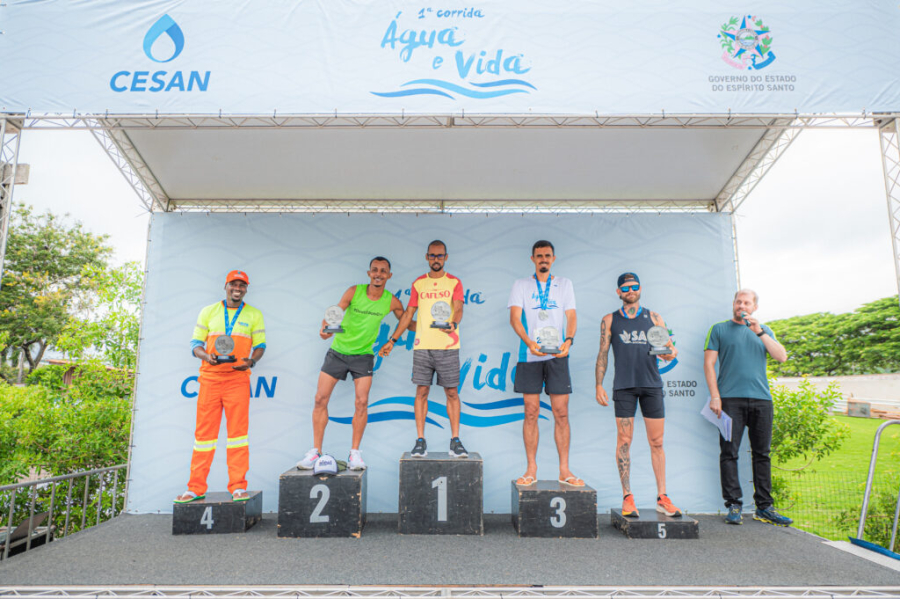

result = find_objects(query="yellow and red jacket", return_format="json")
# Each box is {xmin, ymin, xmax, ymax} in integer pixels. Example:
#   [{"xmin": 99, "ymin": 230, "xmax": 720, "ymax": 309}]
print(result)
[{"xmin": 190, "ymin": 301, "xmax": 266, "ymax": 381}]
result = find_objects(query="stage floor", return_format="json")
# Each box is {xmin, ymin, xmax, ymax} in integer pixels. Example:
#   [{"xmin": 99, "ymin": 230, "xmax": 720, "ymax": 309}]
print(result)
[{"xmin": 0, "ymin": 513, "xmax": 897, "ymax": 586}]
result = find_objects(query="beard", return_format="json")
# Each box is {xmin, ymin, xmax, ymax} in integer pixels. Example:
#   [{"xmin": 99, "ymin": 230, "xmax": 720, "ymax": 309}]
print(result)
[
  {"xmin": 430, "ymin": 262, "xmax": 443, "ymax": 272},
  {"xmin": 538, "ymin": 266, "xmax": 550, "ymax": 273}
]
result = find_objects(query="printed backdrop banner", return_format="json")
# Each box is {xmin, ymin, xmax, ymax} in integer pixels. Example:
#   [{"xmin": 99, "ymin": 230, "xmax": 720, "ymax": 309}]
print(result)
[
  {"xmin": 2, "ymin": 0, "xmax": 900, "ymax": 114},
  {"xmin": 127, "ymin": 212, "xmax": 748, "ymax": 515}
]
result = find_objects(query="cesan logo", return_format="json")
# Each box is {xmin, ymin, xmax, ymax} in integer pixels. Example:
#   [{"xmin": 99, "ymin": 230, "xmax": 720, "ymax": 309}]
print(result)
[{"xmin": 109, "ymin": 14, "xmax": 211, "ymax": 93}]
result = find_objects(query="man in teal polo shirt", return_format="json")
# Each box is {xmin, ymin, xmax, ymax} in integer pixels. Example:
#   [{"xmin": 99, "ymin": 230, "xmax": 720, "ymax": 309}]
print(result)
[
  {"xmin": 297, "ymin": 257, "xmax": 408, "ymax": 471},
  {"xmin": 704, "ymin": 289, "xmax": 791, "ymax": 527}
]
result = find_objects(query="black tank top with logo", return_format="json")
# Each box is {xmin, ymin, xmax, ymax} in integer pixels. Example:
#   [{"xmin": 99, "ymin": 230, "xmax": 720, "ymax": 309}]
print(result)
[{"xmin": 609, "ymin": 307, "xmax": 663, "ymax": 390}]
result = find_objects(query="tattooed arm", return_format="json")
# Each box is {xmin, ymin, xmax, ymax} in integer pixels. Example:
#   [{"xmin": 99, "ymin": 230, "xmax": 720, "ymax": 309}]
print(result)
[
  {"xmin": 649, "ymin": 311, "xmax": 678, "ymax": 360},
  {"xmin": 595, "ymin": 313, "xmax": 613, "ymax": 406}
]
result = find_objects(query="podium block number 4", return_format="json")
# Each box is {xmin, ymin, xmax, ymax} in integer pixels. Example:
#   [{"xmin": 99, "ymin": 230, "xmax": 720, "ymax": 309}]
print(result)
[
  {"xmin": 310, "ymin": 484, "xmax": 330, "ymax": 523},
  {"xmin": 200, "ymin": 506, "xmax": 214, "ymax": 530},
  {"xmin": 432, "ymin": 476, "xmax": 447, "ymax": 522},
  {"xmin": 549, "ymin": 497, "xmax": 567, "ymax": 528}
]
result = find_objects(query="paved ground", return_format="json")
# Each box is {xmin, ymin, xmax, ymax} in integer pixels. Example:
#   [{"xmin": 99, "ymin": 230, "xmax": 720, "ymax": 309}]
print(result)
[{"xmin": 0, "ymin": 513, "xmax": 898, "ymax": 586}]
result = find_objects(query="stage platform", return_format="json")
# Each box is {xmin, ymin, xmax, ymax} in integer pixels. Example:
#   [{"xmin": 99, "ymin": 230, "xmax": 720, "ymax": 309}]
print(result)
[{"xmin": 0, "ymin": 514, "xmax": 898, "ymax": 588}]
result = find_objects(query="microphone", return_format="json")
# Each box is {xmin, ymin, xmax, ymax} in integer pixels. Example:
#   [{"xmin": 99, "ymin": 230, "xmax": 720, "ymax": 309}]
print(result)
[{"xmin": 741, "ymin": 311, "xmax": 750, "ymax": 327}]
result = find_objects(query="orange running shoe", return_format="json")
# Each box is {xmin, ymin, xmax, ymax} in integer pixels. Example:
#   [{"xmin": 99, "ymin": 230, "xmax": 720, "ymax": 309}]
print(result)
[
  {"xmin": 622, "ymin": 494, "xmax": 639, "ymax": 518},
  {"xmin": 657, "ymin": 494, "xmax": 682, "ymax": 517}
]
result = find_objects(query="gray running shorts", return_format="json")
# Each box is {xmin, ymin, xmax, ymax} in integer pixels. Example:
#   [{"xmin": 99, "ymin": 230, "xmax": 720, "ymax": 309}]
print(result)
[{"xmin": 412, "ymin": 349, "xmax": 460, "ymax": 387}]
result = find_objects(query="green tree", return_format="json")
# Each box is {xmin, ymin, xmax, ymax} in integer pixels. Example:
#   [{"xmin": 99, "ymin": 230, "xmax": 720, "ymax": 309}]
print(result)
[
  {"xmin": 768, "ymin": 297, "xmax": 900, "ymax": 377},
  {"xmin": 56, "ymin": 262, "xmax": 143, "ymax": 370},
  {"xmin": 0, "ymin": 203, "xmax": 112, "ymax": 375},
  {"xmin": 771, "ymin": 379, "xmax": 849, "ymax": 465}
]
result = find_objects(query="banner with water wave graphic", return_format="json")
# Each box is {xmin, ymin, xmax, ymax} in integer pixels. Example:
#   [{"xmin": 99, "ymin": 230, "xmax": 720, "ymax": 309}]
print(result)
[{"xmin": 128, "ymin": 212, "xmax": 742, "ymax": 515}]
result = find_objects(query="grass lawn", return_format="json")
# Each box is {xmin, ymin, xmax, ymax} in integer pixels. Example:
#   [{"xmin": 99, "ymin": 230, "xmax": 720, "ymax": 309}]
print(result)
[{"xmin": 773, "ymin": 415, "xmax": 900, "ymax": 542}]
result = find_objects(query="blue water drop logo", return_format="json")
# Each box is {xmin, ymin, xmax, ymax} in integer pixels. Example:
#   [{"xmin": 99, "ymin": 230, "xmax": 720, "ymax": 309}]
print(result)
[{"xmin": 143, "ymin": 14, "xmax": 185, "ymax": 63}]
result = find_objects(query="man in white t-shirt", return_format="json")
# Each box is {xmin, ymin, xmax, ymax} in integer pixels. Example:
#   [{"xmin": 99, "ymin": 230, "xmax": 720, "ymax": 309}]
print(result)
[{"xmin": 507, "ymin": 240, "xmax": 582, "ymax": 487}]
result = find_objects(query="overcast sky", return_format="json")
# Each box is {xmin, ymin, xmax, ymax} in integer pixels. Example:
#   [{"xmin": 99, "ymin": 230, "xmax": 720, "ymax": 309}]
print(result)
[{"xmin": 11, "ymin": 127, "xmax": 897, "ymax": 323}]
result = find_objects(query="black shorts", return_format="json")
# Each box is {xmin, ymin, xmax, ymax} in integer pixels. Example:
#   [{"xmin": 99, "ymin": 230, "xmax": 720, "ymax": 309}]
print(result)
[
  {"xmin": 514, "ymin": 358, "xmax": 572, "ymax": 395},
  {"xmin": 321, "ymin": 349, "xmax": 374, "ymax": 381},
  {"xmin": 613, "ymin": 387, "xmax": 665, "ymax": 419}
]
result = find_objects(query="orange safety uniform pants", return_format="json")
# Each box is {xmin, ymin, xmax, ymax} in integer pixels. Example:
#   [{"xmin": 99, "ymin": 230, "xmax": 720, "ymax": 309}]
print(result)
[{"xmin": 187, "ymin": 375, "xmax": 251, "ymax": 495}]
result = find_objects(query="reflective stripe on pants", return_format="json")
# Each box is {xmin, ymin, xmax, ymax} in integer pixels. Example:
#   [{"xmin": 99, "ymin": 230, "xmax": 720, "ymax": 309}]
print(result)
[{"xmin": 187, "ymin": 376, "xmax": 251, "ymax": 495}]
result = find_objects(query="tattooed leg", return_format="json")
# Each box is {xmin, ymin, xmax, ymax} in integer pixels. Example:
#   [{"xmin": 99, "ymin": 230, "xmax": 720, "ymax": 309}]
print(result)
[{"xmin": 616, "ymin": 417, "xmax": 634, "ymax": 495}]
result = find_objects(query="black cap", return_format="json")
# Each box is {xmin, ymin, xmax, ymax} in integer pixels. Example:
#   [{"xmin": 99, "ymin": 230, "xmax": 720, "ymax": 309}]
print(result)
[{"xmin": 617, "ymin": 272, "xmax": 640, "ymax": 287}]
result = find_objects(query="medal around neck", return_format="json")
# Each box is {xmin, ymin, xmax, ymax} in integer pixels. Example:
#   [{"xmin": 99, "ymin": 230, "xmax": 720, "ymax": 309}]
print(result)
[
  {"xmin": 536, "ymin": 326, "xmax": 562, "ymax": 355},
  {"xmin": 323, "ymin": 305, "xmax": 345, "ymax": 334},
  {"xmin": 214, "ymin": 334, "xmax": 237, "ymax": 363},
  {"xmin": 647, "ymin": 326, "xmax": 671, "ymax": 356},
  {"xmin": 430, "ymin": 300, "xmax": 453, "ymax": 329}
]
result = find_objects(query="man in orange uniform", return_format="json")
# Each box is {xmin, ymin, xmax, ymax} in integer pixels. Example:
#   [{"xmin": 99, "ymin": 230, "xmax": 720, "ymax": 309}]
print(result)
[{"xmin": 174, "ymin": 270, "xmax": 266, "ymax": 503}]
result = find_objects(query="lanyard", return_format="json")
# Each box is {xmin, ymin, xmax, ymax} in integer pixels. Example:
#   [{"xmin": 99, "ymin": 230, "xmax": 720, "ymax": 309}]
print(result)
[
  {"xmin": 222, "ymin": 301, "xmax": 245, "ymax": 335},
  {"xmin": 533, "ymin": 274, "xmax": 551, "ymax": 310}
]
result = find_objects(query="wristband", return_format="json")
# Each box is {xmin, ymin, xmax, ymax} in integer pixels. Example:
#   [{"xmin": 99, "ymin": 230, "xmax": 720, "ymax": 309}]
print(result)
[
  {"xmin": 390, "ymin": 338, "xmax": 399, "ymax": 344},
  {"xmin": 249, "ymin": 358, "xmax": 257, "ymax": 367},
  {"xmin": 567, "ymin": 337, "xmax": 574, "ymax": 345},
  {"xmin": 451, "ymin": 321, "xmax": 458, "ymax": 330},
  {"xmin": 756, "ymin": 331, "xmax": 765, "ymax": 337}
]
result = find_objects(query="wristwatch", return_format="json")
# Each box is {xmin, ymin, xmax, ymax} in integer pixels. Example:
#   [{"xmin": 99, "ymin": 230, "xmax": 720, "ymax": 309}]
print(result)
[
  {"xmin": 390, "ymin": 337, "xmax": 399, "ymax": 344},
  {"xmin": 249, "ymin": 358, "xmax": 257, "ymax": 367},
  {"xmin": 756, "ymin": 331, "xmax": 765, "ymax": 337}
]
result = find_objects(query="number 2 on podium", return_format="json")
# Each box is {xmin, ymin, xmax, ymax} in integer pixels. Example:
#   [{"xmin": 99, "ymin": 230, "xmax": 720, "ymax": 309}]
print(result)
[{"xmin": 432, "ymin": 476, "xmax": 448, "ymax": 522}]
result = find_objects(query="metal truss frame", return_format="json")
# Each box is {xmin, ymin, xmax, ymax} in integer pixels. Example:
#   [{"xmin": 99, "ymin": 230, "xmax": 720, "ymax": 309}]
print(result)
[
  {"xmin": 13, "ymin": 112, "xmax": 894, "ymax": 131},
  {"xmin": 165, "ymin": 199, "xmax": 711, "ymax": 214},
  {"xmin": 87, "ymin": 120, "xmax": 169, "ymax": 212},
  {"xmin": 878, "ymin": 118, "xmax": 900, "ymax": 300},
  {"xmin": 0, "ymin": 586, "xmax": 899, "ymax": 599},
  {"xmin": 713, "ymin": 117, "xmax": 803, "ymax": 289},
  {"xmin": 4, "ymin": 111, "xmax": 890, "ymax": 216},
  {"xmin": 0, "ymin": 117, "xmax": 23, "ymax": 287}
]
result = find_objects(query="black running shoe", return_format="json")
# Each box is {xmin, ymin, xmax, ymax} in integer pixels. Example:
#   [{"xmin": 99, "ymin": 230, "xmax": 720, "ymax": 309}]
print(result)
[
  {"xmin": 449, "ymin": 437, "xmax": 468, "ymax": 458},
  {"xmin": 411, "ymin": 437, "xmax": 427, "ymax": 457}
]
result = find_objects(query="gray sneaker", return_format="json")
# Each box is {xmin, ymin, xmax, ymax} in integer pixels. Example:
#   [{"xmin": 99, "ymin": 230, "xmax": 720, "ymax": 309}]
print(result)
[
  {"xmin": 411, "ymin": 437, "xmax": 427, "ymax": 457},
  {"xmin": 724, "ymin": 505, "xmax": 742, "ymax": 525}
]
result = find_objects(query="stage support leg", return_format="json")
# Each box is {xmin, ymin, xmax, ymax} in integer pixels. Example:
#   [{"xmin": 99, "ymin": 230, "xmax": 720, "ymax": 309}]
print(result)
[
  {"xmin": 0, "ymin": 118, "xmax": 23, "ymax": 289},
  {"xmin": 878, "ymin": 118, "xmax": 900, "ymax": 305}
]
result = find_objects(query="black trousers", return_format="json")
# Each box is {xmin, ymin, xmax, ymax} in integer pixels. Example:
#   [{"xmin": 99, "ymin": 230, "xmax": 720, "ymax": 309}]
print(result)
[{"xmin": 719, "ymin": 397, "xmax": 774, "ymax": 510}]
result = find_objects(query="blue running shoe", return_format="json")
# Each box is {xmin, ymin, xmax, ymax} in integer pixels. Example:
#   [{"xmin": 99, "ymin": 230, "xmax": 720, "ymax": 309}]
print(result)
[
  {"xmin": 754, "ymin": 506, "xmax": 793, "ymax": 526},
  {"xmin": 724, "ymin": 505, "xmax": 742, "ymax": 525}
]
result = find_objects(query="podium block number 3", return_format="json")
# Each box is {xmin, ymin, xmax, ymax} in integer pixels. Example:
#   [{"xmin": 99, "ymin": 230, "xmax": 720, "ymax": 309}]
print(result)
[
  {"xmin": 310, "ymin": 484, "xmax": 331, "ymax": 523},
  {"xmin": 549, "ymin": 497, "xmax": 567, "ymax": 528},
  {"xmin": 432, "ymin": 476, "xmax": 448, "ymax": 522},
  {"xmin": 200, "ymin": 506, "xmax": 214, "ymax": 530}
]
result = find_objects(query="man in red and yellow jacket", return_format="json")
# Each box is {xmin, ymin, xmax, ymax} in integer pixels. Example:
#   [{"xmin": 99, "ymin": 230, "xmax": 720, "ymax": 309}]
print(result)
[{"xmin": 174, "ymin": 270, "xmax": 266, "ymax": 503}]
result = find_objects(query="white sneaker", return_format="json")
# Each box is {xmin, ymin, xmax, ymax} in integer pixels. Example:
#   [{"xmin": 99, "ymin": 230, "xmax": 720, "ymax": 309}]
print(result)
[
  {"xmin": 348, "ymin": 449, "xmax": 366, "ymax": 470},
  {"xmin": 296, "ymin": 448, "xmax": 320, "ymax": 470}
]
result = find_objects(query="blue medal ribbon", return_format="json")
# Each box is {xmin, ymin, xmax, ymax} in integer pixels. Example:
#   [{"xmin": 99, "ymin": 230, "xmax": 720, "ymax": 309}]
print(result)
[
  {"xmin": 222, "ymin": 300, "xmax": 245, "ymax": 336},
  {"xmin": 533, "ymin": 274, "xmax": 551, "ymax": 311}
]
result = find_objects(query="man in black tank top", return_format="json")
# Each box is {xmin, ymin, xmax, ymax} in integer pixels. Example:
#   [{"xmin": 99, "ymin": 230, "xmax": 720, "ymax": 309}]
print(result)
[{"xmin": 595, "ymin": 272, "xmax": 682, "ymax": 518}]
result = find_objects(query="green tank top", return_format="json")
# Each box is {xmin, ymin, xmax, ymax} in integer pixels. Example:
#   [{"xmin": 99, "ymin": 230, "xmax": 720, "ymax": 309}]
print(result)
[{"xmin": 331, "ymin": 285, "xmax": 393, "ymax": 356}]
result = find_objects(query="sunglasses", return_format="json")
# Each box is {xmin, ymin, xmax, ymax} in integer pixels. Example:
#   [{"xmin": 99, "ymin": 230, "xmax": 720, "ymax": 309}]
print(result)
[
  {"xmin": 619, "ymin": 284, "xmax": 640, "ymax": 292},
  {"xmin": 427, "ymin": 253, "xmax": 446, "ymax": 260}
]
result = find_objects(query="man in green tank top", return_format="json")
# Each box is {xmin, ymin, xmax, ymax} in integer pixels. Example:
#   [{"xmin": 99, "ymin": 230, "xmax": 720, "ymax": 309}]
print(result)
[{"xmin": 297, "ymin": 257, "xmax": 408, "ymax": 471}]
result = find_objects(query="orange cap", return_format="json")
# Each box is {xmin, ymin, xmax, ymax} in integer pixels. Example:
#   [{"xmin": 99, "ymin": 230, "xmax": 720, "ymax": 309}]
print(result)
[{"xmin": 226, "ymin": 270, "xmax": 249, "ymax": 285}]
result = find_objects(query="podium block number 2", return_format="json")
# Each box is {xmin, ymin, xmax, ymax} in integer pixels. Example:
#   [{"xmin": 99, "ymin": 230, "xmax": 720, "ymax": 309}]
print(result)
[
  {"xmin": 310, "ymin": 484, "xmax": 330, "ymax": 523},
  {"xmin": 432, "ymin": 476, "xmax": 448, "ymax": 522},
  {"xmin": 549, "ymin": 497, "xmax": 567, "ymax": 528}
]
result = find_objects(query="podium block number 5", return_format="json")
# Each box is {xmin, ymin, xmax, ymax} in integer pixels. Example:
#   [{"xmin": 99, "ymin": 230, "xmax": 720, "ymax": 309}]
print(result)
[
  {"xmin": 657, "ymin": 523, "xmax": 667, "ymax": 538},
  {"xmin": 549, "ymin": 497, "xmax": 567, "ymax": 528},
  {"xmin": 432, "ymin": 476, "xmax": 448, "ymax": 522},
  {"xmin": 310, "ymin": 484, "xmax": 331, "ymax": 523},
  {"xmin": 200, "ymin": 506, "xmax": 214, "ymax": 530}
]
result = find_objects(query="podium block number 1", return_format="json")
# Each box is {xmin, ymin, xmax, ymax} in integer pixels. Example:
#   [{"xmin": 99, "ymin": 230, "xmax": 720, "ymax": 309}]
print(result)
[
  {"xmin": 432, "ymin": 476, "xmax": 447, "ymax": 522},
  {"xmin": 310, "ymin": 484, "xmax": 330, "ymax": 523},
  {"xmin": 549, "ymin": 496, "xmax": 567, "ymax": 528}
]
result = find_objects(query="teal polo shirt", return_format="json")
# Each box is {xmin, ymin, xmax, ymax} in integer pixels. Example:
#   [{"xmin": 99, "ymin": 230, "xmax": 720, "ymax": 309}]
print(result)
[{"xmin": 704, "ymin": 320, "xmax": 776, "ymax": 400}]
